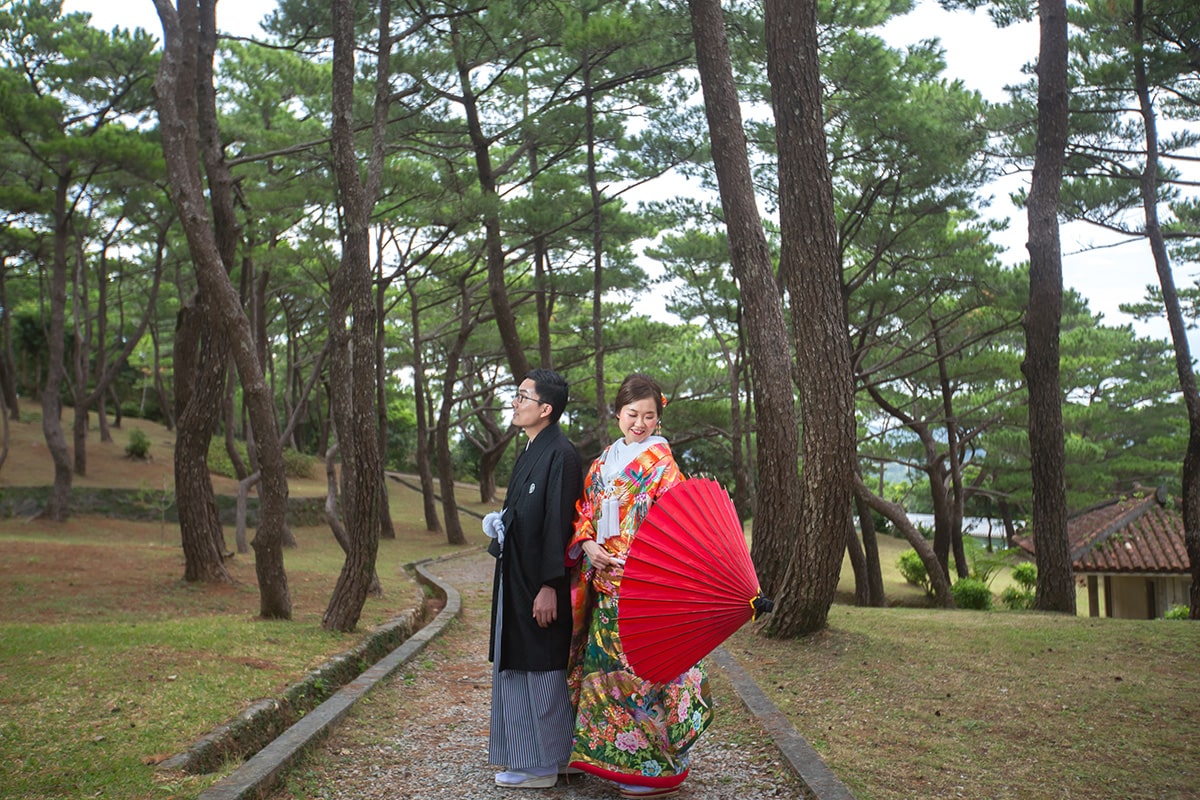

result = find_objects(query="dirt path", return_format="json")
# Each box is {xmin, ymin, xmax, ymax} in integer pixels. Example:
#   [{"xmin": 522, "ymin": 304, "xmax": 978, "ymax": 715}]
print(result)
[{"xmin": 267, "ymin": 549, "xmax": 807, "ymax": 800}]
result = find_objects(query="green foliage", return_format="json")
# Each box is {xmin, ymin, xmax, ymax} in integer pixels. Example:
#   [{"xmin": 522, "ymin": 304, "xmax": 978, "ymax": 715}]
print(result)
[
  {"xmin": 1011, "ymin": 561, "xmax": 1038, "ymax": 590},
  {"xmin": 124, "ymin": 428, "xmax": 151, "ymax": 459},
  {"xmin": 897, "ymin": 549, "xmax": 931, "ymax": 595},
  {"xmin": 962, "ymin": 538, "xmax": 1019, "ymax": 587},
  {"xmin": 208, "ymin": 439, "xmax": 315, "ymax": 480},
  {"xmin": 385, "ymin": 392, "xmax": 418, "ymax": 471},
  {"xmin": 1162, "ymin": 604, "xmax": 1190, "ymax": 620},
  {"xmin": 451, "ymin": 437, "xmax": 482, "ymax": 482},
  {"xmin": 951, "ymin": 577, "xmax": 994, "ymax": 610},
  {"xmin": 207, "ymin": 438, "xmax": 242, "ymax": 479},
  {"xmin": 282, "ymin": 449, "xmax": 316, "ymax": 480},
  {"xmin": 999, "ymin": 585, "xmax": 1035, "ymax": 611}
]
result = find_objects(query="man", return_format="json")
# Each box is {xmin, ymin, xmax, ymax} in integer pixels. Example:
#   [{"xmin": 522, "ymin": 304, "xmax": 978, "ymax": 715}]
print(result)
[{"xmin": 486, "ymin": 368, "xmax": 583, "ymax": 789}]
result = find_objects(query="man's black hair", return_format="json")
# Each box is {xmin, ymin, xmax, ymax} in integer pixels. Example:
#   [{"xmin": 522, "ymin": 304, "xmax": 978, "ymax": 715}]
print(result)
[{"xmin": 526, "ymin": 368, "xmax": 568, "ymax": 424}]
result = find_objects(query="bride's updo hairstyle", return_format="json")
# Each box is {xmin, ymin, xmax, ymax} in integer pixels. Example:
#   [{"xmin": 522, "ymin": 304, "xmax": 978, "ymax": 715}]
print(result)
[{"xmin": 613, "ymin": 373, "xmax": 664, "ymax": 417}]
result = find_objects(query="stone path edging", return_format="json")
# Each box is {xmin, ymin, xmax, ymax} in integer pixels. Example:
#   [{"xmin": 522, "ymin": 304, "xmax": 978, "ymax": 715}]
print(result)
[
  {"xmin": 194, "ymin": 551, "xmax": 855, "ymax": 800},
  {"xmin": 195, "ymin": 556, "xmax": 463, "ymax": 800},
  {"xmin": 708, "ymin": 646, "xmax": 856, "ymax": 799}
]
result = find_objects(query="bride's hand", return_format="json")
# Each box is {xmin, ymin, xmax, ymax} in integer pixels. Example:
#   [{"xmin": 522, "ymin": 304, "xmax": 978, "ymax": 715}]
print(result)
[{"xmin": 582, "ymin": 539, "xmax": 626, "ymax": 571}]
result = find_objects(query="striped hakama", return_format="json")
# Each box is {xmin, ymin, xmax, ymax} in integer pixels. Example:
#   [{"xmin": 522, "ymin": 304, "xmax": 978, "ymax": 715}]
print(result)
[{"xmin": 488, "ymin": 581, "xmax": 574, "ymax": 771}]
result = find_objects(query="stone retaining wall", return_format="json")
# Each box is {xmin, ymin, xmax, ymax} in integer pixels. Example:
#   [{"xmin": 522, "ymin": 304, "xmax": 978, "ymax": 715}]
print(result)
[{"xmin": 0, "ymin": 486, "xmax": 327, "ymax": 526}]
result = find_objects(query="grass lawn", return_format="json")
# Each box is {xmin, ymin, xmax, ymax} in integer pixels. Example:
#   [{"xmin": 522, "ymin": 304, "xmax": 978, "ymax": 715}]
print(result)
[
  {"xmin": 0, "ymin": 414, "xmax": 492, "ymax": 799},
  {"xmin": 2, "ymin": 415, "xmax": 1197, "ymax": 799}
]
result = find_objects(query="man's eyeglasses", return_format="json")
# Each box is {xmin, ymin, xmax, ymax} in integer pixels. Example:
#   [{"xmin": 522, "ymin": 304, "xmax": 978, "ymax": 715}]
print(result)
[{"xmin": 512, "ymin": 391, "xmax": 546, "ymax": 407}]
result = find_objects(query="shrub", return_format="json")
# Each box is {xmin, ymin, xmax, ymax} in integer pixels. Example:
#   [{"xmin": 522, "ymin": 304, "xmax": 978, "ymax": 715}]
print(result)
[
  {"xmin": 1011, "ymin": 561, "xmax": 1038, "ymax": 590},
  {"xmin": 1163, "ymin": 604, "xmax": 1190, "ymax": 620},
  {"xmin": 897, "ymin": 549, "xmax": 931, "ymax": 594},
  {"xmin": 952, "ymin": 577, "xmax": 994, "ymax": 610},
  {"xmin": 282, "ymin": 448, "xmax": 316, "ymax": 480},
  {"xmin": 999, "ymin": 585, "xmax": 1035, "ymax": 611},
  {"xmin": 207, "ymin": 439, "xmax": 317, "ymax": 480},
  {"xmin": 207, "ymin": 439, "xmax": 243, "ymax": 479},
  {"xmin": 962, "ymin": 538, "xmax": 1018, "ymax": 586},
  {"xmin": 125, "ymin": 428, "xmax": 151, "ymax": 459}
]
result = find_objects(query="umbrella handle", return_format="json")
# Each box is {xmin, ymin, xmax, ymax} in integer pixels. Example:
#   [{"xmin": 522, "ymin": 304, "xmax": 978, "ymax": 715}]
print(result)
[{"xmin": 750, "ymin": 594, "xmax": 774, "ymax": 620}]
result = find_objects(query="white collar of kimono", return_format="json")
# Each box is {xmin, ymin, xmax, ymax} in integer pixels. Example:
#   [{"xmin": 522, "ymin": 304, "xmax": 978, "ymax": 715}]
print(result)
[{"xmin": 600, "ymin": 435, "xmax": 667, "ymax": 482}]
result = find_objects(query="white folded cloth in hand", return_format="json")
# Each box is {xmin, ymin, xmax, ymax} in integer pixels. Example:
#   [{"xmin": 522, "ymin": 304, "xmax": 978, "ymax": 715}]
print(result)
[
  {"xmin": 596, "ymin": 496, "xmax": 620, "ymax": 544},
  {"xmin": 482, "ymin": 511, "xmax": 505, "ymax": 547}
]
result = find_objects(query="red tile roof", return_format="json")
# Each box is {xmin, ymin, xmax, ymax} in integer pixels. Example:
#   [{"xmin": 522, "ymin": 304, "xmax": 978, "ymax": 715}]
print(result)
[{"xmin": 1016, "ymin": 488, "xmax": 1190, "ymax": 574}]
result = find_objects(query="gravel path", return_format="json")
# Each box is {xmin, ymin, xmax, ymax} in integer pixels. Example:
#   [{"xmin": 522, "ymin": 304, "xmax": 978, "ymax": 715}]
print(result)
[{"xmin": 266, "ymin": 549, "xmax": 809, "ymax": 800}]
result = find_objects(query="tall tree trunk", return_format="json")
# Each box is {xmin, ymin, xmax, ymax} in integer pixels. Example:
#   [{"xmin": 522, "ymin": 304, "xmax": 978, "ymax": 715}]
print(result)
[
  {"xmin": 853, "ymin": 471, "xmax": 886, "ymax": 607},
  {"xmin": 72, "ymin": 237, "xmax": 91, "ymax": 476},
  {"xmin": 475, "ymin": 409, "xmax": 514, "ymax": 504},
  {"xmin": 0, "ymin": 264, "xmax": 19, "ymax": 419},
  {"xmin": 935, "ymin": 327, "xmax": 969, "ymax": 578},
  {"xmin": 434, "ymin": 284, "xmax": 472, "ymax": 548},
  {"xmin": 844, "ymin": 514, "xmax": 869, "ymax": 606},
  {"xmin": 96, "ymin": 246, "xmax": 111, "ymax": 443},
  {"xmin": 1131, "ymin": 0, "xmax": 1200, "ymax": 618},
  {"xmin": 153, "ymin": 0, "xmax": 291, "ymax": 619},
  {"xmin": 453, "ymin": 24, "xmax": 529, "ymax": 382},
  {"xmin": 174, "ymin": 300, "xmax": 232, "ymax": 582},
  {"xmin": 375, "ymin": 250, "xmax": 395, "ymax": 541},
  {"xmin": 765, "ymin": 0, "xmax": 857, "ymax": 636},
  {"xmin": 150, "ymin": 323, "xmax": 174, "ymax": 430},
  {"xmin": 435, "ymin": 395, "xmax": 467, "ymax": 546},
  {"xmin": 854, "ymin": 474, "xmax": 954, "ymax": 607},
  {"xmin": 687, "ymin": 0, "xmax": 801, "ymax": 600},
  {"xmin": 407, "ymin": 274, "xmax": 443, "ymax": 534},
  {"xmin": 0, "ymin": 392, "xmax": 9, "ymax": 471},
  {"xmin": 584, "ymin": 53, "xmax": 609, "ymax": 444},
  {"xmin": 524, "ymin": 142, "xmax": 555, "ymax": 370},
  {"xmin": 39, "ymin": 172, "xmax": 73, "ymax": 522},
  {"xmin": 322, "ymin": 0, "xmax": 388, "ymax": 632},
  {"xmin": 1023, "ymin": 0, "xmax": 1075, "ymax": 613}
]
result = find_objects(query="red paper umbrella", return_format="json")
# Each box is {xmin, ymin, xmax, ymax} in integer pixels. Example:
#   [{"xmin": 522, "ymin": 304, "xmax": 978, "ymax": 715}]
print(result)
[{"xmin": 618, "ymin": 477, "xmax": 773, "ymax": 684}]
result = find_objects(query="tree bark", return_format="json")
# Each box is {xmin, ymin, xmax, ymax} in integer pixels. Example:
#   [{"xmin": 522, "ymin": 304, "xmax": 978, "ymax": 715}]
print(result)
[
  {"xmin": 853, "ymin": 471, "xmax": 887, "ymax": 606},
  {"xmin": 434, "ymin": 282, "xmax": 473, "ymax": 547},
  {"xmin": 174, "ymin": 300, "xmax": 233, "ymax": 582},
  {"xmin": 153, "ymin": 0, "xmax": 291, "ymax": 618},
  {"xmin": 375, "ymin": 249, "xmax": 395, "ymax": 541},
  {"xmin": 407, "ymin": 273, "xmax": 443, "ymax": 534},
  {"xmin": 584, "ymin": 52, "xmax": 610, "ymax": 446},
  {"xmin": 729, "ymin": 342, "xmax": 752, "ymax": 519},
  {"xmin": 321, "ymin": 0, "xmax": 388, "ymax": 632},
  {"xmin": 150, "ymin": 322, "xmax": 174, "ymax": 430},
  {"xmin": 72, "ymin": 237, "xmax": 91, "ymax": 476},
  {"xmin": 765, "ymin": 0, "xmax": 858, "ymax": 636},
  {"xmin": 1023, "ymin": 0, "xmax": 1075, "ymax": 613},
  {"xmin": 0, "ymin": 264, "xmax": 19, "ymax": 419},
  {"xmin": 453, "ymin": 24, "xmax": 530, "ymax": 383},
  {"xmin": 687, "ymin": 0, "xmax": 801, "ymax": 600},
  {"xmin": 844, "ymin": 514, "xmax": 869, "ymax": 606},
  {"xmin": 39, "ymin": 171, "xmax": 74, "ymax": 522},
  {"xmin": 853, "ymin": 474, "xmax": 954, "ymax": 607},
  {"xmin": 1131, "ymin": 0, "xmax": 1200, "ymax": 618}
]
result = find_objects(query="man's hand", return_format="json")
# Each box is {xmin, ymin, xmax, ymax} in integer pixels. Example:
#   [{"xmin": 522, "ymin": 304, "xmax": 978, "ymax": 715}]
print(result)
[{"xmin": 532, "ymin": 585, "xmax": 557, "ymax": 627}]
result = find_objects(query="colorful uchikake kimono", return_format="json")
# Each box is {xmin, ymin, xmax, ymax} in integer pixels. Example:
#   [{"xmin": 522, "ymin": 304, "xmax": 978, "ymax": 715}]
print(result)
[{"xmin": 566, "ymin": 437, "xmax": 713, "ymax": 792}]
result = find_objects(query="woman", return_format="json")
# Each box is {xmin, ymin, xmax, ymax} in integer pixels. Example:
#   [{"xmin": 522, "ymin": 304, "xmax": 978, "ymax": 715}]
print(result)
[{"xmin": 566, "ymin": 373, "xmax": 712, "ymax": 799}]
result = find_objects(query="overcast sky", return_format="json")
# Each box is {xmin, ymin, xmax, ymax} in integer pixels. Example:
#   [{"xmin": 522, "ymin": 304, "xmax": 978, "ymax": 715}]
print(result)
[{"xmin": 60, "ymin": 0, "xmax": 1195, "ymax": 349}]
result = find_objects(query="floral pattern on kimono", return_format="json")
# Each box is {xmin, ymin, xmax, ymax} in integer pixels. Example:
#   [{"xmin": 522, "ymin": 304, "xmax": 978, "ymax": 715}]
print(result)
[{"xmin": 566, "ymin": 441, "xmax": 713, "ymax": 789}]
